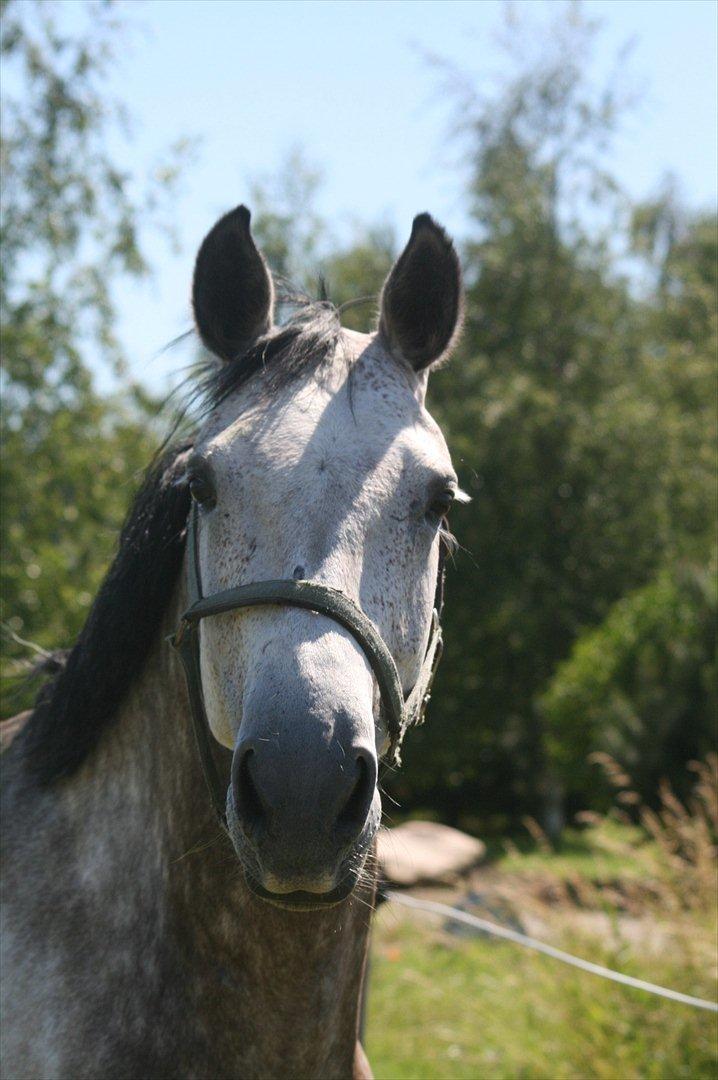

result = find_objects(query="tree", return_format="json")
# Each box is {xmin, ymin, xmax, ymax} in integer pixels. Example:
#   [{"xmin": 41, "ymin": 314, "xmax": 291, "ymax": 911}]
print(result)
[
  {"xmin": 1, "ymin": 0, "xmax": 188, "ymax": 706},
  {"xmin": 389, "ymin": 7, "xmax": 716, "ymax": 832},
  {"xmin": 248, "ymin": 149, "xmax": 326, "ymax": 291},
  {"xmin": 631, "ymin": 196, "xmax": 717, "ymax": 565},
  {"xmin": 541, "ymin": 560, "xmax": 716, "ymax": 810}
]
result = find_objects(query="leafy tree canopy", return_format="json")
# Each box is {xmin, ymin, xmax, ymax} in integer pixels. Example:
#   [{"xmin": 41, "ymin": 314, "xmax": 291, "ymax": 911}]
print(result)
[
  {"xmin": 541, "ymin": 558, "xmax": 716, "ymax": 808},
  {"xmin": 1, "ymin": 0, "xmax": 189, "ymax": 700}
]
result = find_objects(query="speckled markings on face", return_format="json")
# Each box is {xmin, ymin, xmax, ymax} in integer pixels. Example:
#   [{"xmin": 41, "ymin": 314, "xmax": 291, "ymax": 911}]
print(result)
[{"xmin": 194, "ymin": 329, "xmax": 455, "ymax": 751}]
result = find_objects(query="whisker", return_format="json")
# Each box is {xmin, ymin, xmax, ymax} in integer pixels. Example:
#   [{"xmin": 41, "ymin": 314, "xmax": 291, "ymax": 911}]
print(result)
[
  {"xmin": 172, "ymin": 829, "xmax": 225, "ymax": 863},
  {"xmin": 378, "ymin": 785, "xmax": 401, "ymax": 808}
]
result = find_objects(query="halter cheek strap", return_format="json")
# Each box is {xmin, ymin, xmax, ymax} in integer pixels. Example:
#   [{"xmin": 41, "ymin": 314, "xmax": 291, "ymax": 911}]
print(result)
[{"xmin": 171, "ymin": 505, "xmax": 445, "ymax": 830}]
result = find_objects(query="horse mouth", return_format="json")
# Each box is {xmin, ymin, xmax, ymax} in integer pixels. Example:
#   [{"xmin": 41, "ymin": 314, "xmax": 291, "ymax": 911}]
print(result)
[{"xmin": 244, "ymin": 866, "xmax": 362, "ymax": 911}]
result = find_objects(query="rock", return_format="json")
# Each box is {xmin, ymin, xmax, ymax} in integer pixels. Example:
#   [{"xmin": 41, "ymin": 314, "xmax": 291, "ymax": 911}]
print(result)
[{"xmin": 377, "ymin": 820, "xmax": 485, "ymax": 887}]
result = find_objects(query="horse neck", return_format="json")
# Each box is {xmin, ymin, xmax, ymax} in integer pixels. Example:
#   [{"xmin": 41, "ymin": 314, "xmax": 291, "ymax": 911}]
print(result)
[{"xmin": 63, "ymin": 584, "xmax": 375, "ymax": 1073}]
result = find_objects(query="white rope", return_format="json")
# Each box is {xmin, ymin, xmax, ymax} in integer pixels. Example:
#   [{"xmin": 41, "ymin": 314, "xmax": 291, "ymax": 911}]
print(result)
[{"xmin": 385, "ymin": 890, "xmax": 718, "ymax": 1013}]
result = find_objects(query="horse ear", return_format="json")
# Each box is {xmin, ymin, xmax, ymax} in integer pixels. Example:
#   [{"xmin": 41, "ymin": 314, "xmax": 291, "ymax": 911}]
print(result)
[
  {"xmin": 378, "ymin": 213, "xmax": 462, "ymax": 370},
  {"xmin": 193, "ymin": 205, "xmax": 274, "ymax": 362}
]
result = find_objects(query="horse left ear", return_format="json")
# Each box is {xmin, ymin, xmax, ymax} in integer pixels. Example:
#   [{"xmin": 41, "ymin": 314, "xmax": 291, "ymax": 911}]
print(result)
[
  {"xmin": 193, "ymin": 205, "xmax": 274, "ymax": 362},
  {"xmin": 378, "ymin": 213, "xmax": 463, "ymax": 371}
]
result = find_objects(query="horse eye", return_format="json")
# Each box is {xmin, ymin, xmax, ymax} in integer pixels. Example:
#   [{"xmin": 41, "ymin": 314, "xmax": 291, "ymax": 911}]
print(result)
[
  {"xmin": 426, "ymin": 489, "xmax": 455, "ymax": 524},
  {"xmin": 189, "ymin": 476, "xmax": 216, "ymax": 508}
]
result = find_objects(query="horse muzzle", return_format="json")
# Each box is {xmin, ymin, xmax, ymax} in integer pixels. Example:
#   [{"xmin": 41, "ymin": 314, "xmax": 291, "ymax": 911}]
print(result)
[{"xmin": 226, "ymin": 731, "xmax": 380, "ymax": 908}]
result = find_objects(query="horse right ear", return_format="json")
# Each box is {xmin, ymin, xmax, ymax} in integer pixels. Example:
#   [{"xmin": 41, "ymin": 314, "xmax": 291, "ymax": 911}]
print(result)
[
  {"xmin": 379, "ymin": 213, "xmax": 462, "ymax": 371},
  {"xmin": 192, "ymin": 205, "xmax": 274, "ymax": 362}
]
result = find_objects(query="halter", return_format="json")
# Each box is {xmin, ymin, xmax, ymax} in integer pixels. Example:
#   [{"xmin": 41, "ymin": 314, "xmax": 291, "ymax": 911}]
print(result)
[{"xmin": 171, "ymin": 504, "xmax": 445, "ymax": 831}]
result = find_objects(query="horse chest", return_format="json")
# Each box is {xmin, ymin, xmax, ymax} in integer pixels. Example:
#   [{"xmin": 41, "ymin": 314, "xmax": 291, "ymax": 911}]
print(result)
[{"xmin": 2, "ymin": 860, "xmax": 365, "ymax": 1079}]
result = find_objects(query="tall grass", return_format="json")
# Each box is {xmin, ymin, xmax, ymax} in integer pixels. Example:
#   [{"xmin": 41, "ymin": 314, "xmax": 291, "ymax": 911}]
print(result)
[{"xmin": 587, "ymin": 751, "xmax": 717, "ymax": 912}]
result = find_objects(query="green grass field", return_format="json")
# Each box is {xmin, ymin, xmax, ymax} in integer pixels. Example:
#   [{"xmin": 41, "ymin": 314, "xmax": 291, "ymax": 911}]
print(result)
[{"xmin": 366, "ymin": 819, "xmax": 717, "ymax": 1079}]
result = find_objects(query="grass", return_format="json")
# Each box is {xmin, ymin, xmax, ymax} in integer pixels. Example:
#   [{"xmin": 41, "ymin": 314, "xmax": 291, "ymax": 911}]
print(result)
[
  {"xmin": 366, "ymin": 910, "xmax": 716, "ymax": 1079},
  {"xmin": 366, "ymin": 760, "xmax": 718, "ymax": 1079}
]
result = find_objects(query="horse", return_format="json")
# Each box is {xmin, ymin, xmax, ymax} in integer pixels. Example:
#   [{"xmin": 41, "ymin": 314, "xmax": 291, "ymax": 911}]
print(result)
[{"xmin": 0, "ymin": 205, "xmax": 464, "ymax": 1079}]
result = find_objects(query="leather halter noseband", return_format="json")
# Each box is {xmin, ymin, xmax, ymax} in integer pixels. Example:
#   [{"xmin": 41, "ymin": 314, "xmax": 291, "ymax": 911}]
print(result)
[{"xmin": 171, "ymin": 504, "xmax": 445, "ymax": 831}]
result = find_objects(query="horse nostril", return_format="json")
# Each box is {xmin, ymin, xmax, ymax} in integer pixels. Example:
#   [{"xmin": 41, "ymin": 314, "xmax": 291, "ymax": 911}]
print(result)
[
  {"xmin": 232, "ymin": 748, "xmax": 266, "ymax": 837},
  {"xmin": 336, "ymin": 752, "xmax": 376, "ymax": 840}
]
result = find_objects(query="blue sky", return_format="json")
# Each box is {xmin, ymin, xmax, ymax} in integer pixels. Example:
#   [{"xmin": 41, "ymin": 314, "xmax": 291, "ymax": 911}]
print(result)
[{"xmin": 85, "ymin": 0, "xmax": 717, "ymax": 393}]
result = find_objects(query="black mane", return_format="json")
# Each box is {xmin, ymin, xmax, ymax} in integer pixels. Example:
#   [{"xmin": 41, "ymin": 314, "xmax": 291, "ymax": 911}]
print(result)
[
  {"xmin": 18, "ymin": 444, "xmax": 193, "ymax": 785},
  {"xmin": 17, "ymin": 302, "xmax": 344, "ymax": 786}
]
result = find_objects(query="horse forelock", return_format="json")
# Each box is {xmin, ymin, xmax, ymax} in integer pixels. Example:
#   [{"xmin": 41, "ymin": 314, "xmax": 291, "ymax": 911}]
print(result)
[{"xmin": 194, "ymin": 295, "xmax": 343, "ymax": 413}]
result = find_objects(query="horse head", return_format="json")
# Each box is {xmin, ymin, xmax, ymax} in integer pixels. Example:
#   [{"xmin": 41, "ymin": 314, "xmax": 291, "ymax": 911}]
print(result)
[{"xmin": 186, "ymin": 205, "xmax": 464, "ymax": 909}]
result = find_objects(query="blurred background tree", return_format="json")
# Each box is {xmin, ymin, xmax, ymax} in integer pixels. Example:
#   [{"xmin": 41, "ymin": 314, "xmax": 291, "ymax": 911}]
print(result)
[
  {"xmin": 390, "ymin": 11, "xmax": 717, "ymax": 835},
  {"xmin": 542, "ymin": 559, "xmax": 716, "ymax": 811},
  {"xmin": 1, "ymin": 0, "xmax": 714, "ymax": 839},
  {"xmin": 0, "ymin": 0, "xmax": 189, "ymax": 697}
]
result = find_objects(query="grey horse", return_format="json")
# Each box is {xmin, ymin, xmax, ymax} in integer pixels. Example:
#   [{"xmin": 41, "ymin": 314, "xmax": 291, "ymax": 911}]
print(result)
[{"xmin": 1, "ymin": 205, "xmax": 464, "ymax": 1079}]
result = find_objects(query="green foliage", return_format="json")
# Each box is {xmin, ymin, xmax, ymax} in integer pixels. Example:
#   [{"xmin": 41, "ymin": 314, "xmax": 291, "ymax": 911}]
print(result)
[
  {"xmin": 389, "ymin": 9, "xmax": 717, "ymax": 828},
  {"xmin": 0, "ymin": 0, "xmax": 186, "ymax": 706},
  {"xmin": 542, "ymin": 563, "xmax": 717, "ymax": 808},
  {"xmin": 1, "ymin": 392, "xmax": 162, "ymax": 675},
  {"xmin": 321, "ymin": 226, "xmax": 395, "ymax": 332},
  {"xmin": 1, "ymin": 0, "xmax": 188, "ymax": 388}
]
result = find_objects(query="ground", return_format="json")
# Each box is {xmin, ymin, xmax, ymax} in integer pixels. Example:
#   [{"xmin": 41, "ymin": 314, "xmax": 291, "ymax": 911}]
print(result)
[{"xmin": 367, "ymin": 819, "xmax": 717, "ymax": 1079}]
